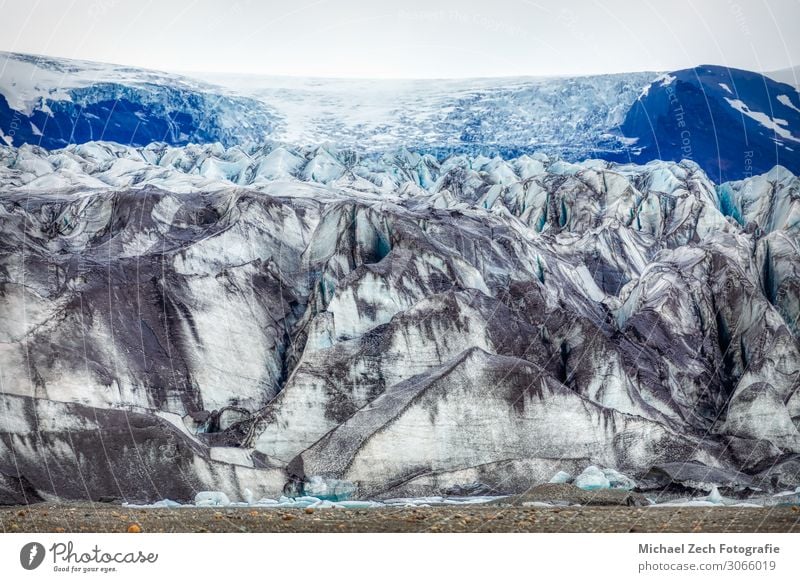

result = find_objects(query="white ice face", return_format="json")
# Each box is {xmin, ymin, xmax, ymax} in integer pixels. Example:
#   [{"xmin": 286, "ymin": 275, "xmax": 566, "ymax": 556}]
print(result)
[{"xmin": 1, "ymin": 139, "xmax": 799, "ymax": 504}]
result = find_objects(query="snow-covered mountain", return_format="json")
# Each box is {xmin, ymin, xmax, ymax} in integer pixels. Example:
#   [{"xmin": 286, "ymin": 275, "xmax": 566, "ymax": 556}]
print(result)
[
  {"xmin": 618, "ymin": 65, "xmax": 800, "ymax": 182},
  {"xmin": 2, "ymin": 141, "xmax": 800, "ymax": 503},
  {"xmin": 0, "ymin": 52, "xmax": 279, "ymax": 149},
  {"xmin": 3, "ymin": 52, "xmax": 799, "ymax": 181},
  {"xmin": 1, "ymin": 51, "xmax": 652, "ymax": 157}
]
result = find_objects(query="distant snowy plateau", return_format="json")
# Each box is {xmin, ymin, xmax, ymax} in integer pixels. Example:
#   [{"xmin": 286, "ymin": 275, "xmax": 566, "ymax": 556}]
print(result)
[{"xmin": 2, "ymin": 53, "xmax": 800, "ymax": 505}]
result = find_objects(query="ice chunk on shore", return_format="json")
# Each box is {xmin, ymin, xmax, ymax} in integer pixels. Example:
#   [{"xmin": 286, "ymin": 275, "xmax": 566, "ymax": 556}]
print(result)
[
  {"xmin": 707, "ymin": 486, "xmax": 723, "ymax": 504},
  {"xmin": 548, "ymin": 471, "xmax": 572, "ymax": 484},
  {"xmin": 152, "ymin": 498, "xmax": 183, "ymax": 508},
  {"xmin": 573, "ymin": 466, "xmax": 636, "ymax": 490},
  {"xmin": 383, "ymin": 496, "xmax": 445, "ymax": 506},
  {"xmin": 382, "ymin": 496, "xmax": 500, "ymax": 506},
  {"xmin": 265, "ymin": 495, "xmax": 325, "ymax": 508},
  {"xmin": 766, "ymin": 490, "xmax": 800, "ymax": 506},
  {"xmin": 653, "ymin": 486, "xmax": 759, "ymax": 507},
  {"xmin": 602, "ymin": 468, "xmax": 636, "ymax": 490},
  {"xmin": 575, "ymin": 466, "xmax": 611, "ymax": 490},
  {"xmin": 303, "ymin": 476, "xmax": 357, "ymax": 501},
  {"xmin": 336, "ymin": 500, "xmax": 384, "ymax": 509},
  {"xmin": 309, "ymin": 499, "xmax": 342, "ymax": 509},
  {"xmin": 124, "ymin": 499, "xmax": 183, "ymax": 508},
  {"xmin": 194, "ymin": 491, "xmax": 231, "ymax": 506},
  {"xmin": 126, "ymin": 494, "xmax": 503, "ymax": 509}
]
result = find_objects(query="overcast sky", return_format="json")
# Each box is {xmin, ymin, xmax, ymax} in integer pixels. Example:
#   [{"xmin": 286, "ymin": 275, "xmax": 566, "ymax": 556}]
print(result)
[{"xmin": 1, "ymin": 0, "xmax": 798, "ymax": 78}]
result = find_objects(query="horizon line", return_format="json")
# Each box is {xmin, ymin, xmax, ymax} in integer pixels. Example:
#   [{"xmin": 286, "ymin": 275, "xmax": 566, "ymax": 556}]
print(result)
[{"xmin": 1, "ymin": 49, "xmax": 795, "ymax": 83}]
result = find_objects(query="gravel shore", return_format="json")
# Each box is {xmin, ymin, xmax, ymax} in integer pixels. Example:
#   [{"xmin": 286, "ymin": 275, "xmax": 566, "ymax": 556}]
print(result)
[{"xmin": 2, "ymin": 503, "xmax": 798, "ymax": 533}]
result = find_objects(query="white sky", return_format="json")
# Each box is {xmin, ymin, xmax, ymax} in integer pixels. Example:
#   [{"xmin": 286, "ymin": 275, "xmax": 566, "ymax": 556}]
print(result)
[{"xmin": 1, "ymin": 0, "xmax": 798, "ymax": 78}]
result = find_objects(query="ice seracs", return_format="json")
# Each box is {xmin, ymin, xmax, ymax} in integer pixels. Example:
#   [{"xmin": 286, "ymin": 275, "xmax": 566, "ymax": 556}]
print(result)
[
  {"xmin": 1, "ymin": 141, "xmax": 800, "ymax": 504},
  {"xmin": 195, "ymin": 491, "xmax": 231, "ymax": 507}
]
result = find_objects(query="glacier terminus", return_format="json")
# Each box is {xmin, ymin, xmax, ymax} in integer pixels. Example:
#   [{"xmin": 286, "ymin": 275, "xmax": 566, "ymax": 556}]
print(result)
[{"xmin": 1, "ymin": 52, "xmax": 800, "ymax": 506}]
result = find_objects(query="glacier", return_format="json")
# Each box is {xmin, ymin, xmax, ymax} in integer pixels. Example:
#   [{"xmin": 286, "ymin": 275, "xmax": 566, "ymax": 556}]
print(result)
[
  {"xmin": 0, "ymin": 52, "xmax": 280, "ymax": 149},
  {"xmin": 0, "ymin": 50, "xmax": 654, "ymax": 159},
  {"xmin": 2, "ymin": 50, "xmax": 800, "ymax": 507},
  {"xmin": 1, "ymin": 140, "xmax": 800, "ymax": 504},
  {"xmin": 4, "ymin": 53, "xmax": 800, "ymax": 183}
]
